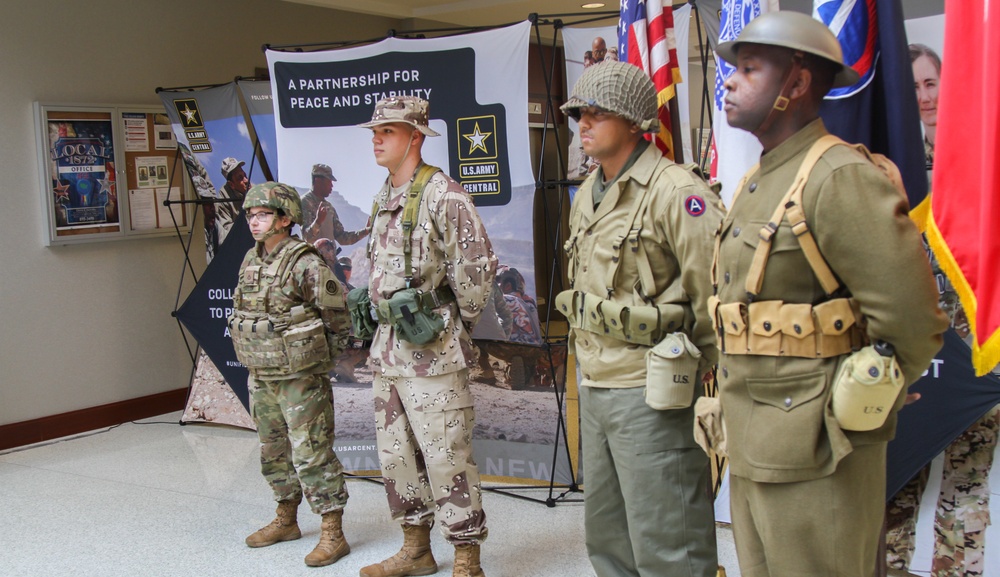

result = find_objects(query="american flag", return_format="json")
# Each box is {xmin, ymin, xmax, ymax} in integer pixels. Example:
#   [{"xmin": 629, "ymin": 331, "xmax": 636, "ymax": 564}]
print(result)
[{"xmin": 618, "ymin": 0, "xmax": 682, "ymax": 159}]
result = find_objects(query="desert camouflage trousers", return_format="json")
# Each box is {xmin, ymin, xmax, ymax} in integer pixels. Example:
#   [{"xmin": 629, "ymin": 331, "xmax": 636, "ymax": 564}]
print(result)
[
  {"xmin": 248, "ymin": 372, "xmax": 349, "ymax": 515},
  {"xmin": 886, "ymin": 404, "xmax": 1000, "ymax": 576},
  {"xmin": 372, "ymin": 369, "xmax": 488, "ymax": 544}
]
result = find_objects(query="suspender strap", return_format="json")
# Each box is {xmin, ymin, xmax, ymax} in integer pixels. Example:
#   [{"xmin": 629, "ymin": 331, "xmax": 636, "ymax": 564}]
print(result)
[
  {"xmin": 402, "ymin": 164, "xmax": 440, "ymax": 287},
  {"xmin": 602, "ymin": 181, "xmax": 654, "ymax": 299},
  {"xmin": 744, "ymin": 135, "xmax": 843, "ymax": 300}
]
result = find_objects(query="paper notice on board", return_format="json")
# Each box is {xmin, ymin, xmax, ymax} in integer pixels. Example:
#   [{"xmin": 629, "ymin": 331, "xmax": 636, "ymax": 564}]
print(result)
[
  {"xmin": 156, "ymin": 187, "xmax": 183, "ymax": 227},
  {"xmin": 136, "ymin": 156, "xmax": 168, "ymax": 188},
  {"xmin": 123, "ymin": 113, "xmax": 149, "ymax": 152},
  {"xmin": 129, "ymin": 189, "xmax": 157, "ymax": 230}
]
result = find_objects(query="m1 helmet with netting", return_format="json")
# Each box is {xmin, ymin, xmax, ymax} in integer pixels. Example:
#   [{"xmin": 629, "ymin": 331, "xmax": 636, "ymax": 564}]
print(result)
[
  {"xmin": 243, "ymin": 182, "xmax": 303, "ymax": 225},
  {"xmin": 560, "ymin": 60, "xmax": 659, "ymax": 133}
]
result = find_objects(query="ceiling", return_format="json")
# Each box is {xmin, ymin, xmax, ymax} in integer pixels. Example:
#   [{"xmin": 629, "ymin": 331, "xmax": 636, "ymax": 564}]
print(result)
[{"xmin": 283, "ymin": 0, "xmax": 619, "ymax": 30}]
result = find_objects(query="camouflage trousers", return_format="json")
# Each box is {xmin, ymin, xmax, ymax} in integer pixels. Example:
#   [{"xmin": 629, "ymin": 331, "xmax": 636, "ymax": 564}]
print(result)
[
  {"xmin": 372, "ymin": 369, "xmax": 488, "ymax": 544},
  {"xmin": 248, "ymin": 372, "xmax": 349, "ymax": 515},
  {"xmin": 886, "ymin": 404, "xmax": 1000, "ymax": 576}
]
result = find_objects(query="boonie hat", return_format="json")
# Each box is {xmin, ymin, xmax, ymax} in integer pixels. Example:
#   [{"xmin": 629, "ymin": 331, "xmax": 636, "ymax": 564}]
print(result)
[{"xmin": 358, "ymin": 96, "xmax": 440, "ymax": 137}]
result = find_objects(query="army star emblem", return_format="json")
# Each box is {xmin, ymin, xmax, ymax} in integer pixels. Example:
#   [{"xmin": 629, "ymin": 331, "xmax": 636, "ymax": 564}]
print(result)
[{"xmin": 462, "ymin": 122, "xmax": 492, "ymax": 155}]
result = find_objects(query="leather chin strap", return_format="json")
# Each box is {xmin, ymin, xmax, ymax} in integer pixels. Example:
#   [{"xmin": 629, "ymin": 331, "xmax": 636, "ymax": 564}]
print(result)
[{"xmin": 754, "ymin": 51, "xmax": 804, "ymax": 136}]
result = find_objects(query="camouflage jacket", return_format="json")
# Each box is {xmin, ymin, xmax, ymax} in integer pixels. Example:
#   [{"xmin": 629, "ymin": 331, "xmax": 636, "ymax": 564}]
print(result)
[
  {"xmin": 234, "ymin": 236, "xmax": 351, "ymax": 380},
  {"xmin": 367, "ymin": 170, "xmax": 497, "ymax": 377}
]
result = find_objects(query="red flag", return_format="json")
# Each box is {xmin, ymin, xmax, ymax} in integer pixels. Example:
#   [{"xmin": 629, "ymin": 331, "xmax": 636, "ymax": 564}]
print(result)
[
  {"xmin": 925, "ymin": 0, "xmax": 1000, "ymax": 375},
  {"xmin": 619, "ymin": 0, "xmax": 682, "ymax": 159}
]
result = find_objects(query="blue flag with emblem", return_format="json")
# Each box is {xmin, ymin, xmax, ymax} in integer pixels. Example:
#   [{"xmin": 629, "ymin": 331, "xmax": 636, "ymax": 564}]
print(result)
[{"xmin": 815, "ymin": 0, "xmax": 928, "ymax": 210}]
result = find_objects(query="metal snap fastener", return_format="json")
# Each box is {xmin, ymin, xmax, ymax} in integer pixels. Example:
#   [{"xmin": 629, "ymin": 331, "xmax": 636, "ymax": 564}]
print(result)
[
  {"xmin": 794, "ymin": 324, "xmax": 802, "ymax": 334},
  {"xmin": 671, "ymin": 347, "xmax": 681, "ymax": 355},
  {"xmin": 784, "ymin": 397, "xmax": 792, "ymax": 407},
  {"xmin": 763, "ymin": 321, "xmax": 772, "ymax": 331},
  {"xmin": 834, "ymin": 319, "xmax": 844, "ymax": 331},
  {"xmin": 639, "ymin": 323, "xmax": 647, "ymax": 330},
  {"xmin": 733, "ymin": 227, "xmax": 741, "ymax": 237},
  {"xmin": 724, "ymin": 272, "xmax": 731, "ymax": 283},
  {"xmin": 749, "ymin": 183, "xmax": 758, "ymax": 192},
  {"xmin": 722, "ymin": 367, "xmax": 729, "ymax": 378},
  {"xmin": 869, "ymin": 367, "xmax": 880, "ymax": 378}
]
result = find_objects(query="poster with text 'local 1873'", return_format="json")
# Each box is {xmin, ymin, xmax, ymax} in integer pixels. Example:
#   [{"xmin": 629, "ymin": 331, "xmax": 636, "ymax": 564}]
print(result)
[{"xmin": 47, "ymin": 115, "xmax": 119, "ymax": 232}]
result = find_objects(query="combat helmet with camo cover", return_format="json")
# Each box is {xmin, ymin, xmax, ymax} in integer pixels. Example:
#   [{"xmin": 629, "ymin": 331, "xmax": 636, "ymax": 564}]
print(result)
[
  {"xmin": 560, "ymin": 60, "xmax": 659, "ymax": 134},
  {"xmin": 243, "ymin": 181, "xmax": 303, "ymax": 225}
]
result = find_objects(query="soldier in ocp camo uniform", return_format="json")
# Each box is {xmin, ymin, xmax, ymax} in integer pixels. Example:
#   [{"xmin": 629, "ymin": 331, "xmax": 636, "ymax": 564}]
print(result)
[
  {"xmin": 356, "ymin": 96, "xmax": 496, "ymax": 577},
  {"xmin": 227, "ymin": 182, "xmax": 352, "ymax": 568}
]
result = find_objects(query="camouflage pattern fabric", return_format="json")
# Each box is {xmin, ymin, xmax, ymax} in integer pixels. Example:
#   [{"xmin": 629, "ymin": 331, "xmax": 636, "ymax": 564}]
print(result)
[
  {"xmin": 249, "ymin": 372, "xmax": 349, "ymax": 514},
  {"xmin": 886, "ymin": 405, "xmax": 1000, "ymax": 576},
  {"xmin": 301, "ymin": 191, "xmax": 369, "ymax": 247},
  {"xmin": 367, "ymin": 171, "xmax": 497, "ymax": 378},
  {"xmin": 372, "ymin": 370, "xmax": 487, "ymax": 544}
]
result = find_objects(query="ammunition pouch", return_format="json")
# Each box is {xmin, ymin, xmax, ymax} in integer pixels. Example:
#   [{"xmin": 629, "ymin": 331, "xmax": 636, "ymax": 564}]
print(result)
[
  {"xmin": 830, "ymin": 345, "xmax": 903, "ymax": 431},
  {"xmin": 556, "ymin": 289, "xmax": 687, "ymax": 347},
  {"xmin": 375, "ymin": 286, "xmax": 455, "ymax": 345},
  {"xmin": 347, "ymin": 286, "xmax": 377, "ymax": 341},
  {"xmin": 645, "ymin": 332, "xmax": 702, "ymax": 410},
  {"xmin": 228, "ymin": 305, "xmax": 332, "ymax": 375},
  {"xmin": 708, "ymin": 295, "xmax": 866, "ymax": 358}
]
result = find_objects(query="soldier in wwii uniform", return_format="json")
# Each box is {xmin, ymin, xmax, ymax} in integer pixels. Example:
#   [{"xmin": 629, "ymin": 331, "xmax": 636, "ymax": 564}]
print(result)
[
  {"xmin": 356, "ymin": 96, "xmax": 496, "ymax": 577},
  {"xmin": 557, "ymin": 60, "xmax": 722, "ymax": 577},
  {"xmin": 227, "ymin": 182, "xmax": 352, "ymax": 568},
  {"xmin": 711, "ymin": 12, "xmax": 948, "ymax": 576}
]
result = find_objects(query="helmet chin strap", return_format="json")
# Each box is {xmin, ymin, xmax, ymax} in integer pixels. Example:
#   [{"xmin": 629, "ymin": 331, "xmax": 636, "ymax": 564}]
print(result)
[
  {"xmin": 754, "ymin": 51, "xmax": 804, "ymax": 136},
  {"xmin": 257, "ymin": 218, "xmax": 287, "ymax": 242},
  {"xmin": 389, "ymin": 128, "xmax": 418, "ymax": 178}
]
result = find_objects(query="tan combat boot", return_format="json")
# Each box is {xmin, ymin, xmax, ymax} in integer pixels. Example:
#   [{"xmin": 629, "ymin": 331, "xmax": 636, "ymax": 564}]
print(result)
[
  {"xmin": 245, "ymin": 499, "xmax": 302, "ymax": 547},
  {"xmin": 452, "ymin": 543, "xmax": 484, "ymax": 577},
  {"xmin": 359, "ymin": 524, "xmax": 438, "ymax": 577},
  {"xmin": 304, "ymin": 509, "xmax": 350, "ymax": 567}
]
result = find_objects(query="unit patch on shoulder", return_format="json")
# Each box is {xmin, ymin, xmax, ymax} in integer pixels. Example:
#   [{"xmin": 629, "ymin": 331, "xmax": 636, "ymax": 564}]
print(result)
[
  {"xmin": 325, "ymin": 279, "xmax": 341, "ymax": 295},
  {"xmin": 685, "ymin": 195, "xmax": 707, "ymax": 217}
]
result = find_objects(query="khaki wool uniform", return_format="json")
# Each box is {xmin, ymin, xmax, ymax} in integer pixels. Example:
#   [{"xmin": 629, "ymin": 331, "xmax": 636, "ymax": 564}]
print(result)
[
  {"xmin": 567, "ymin": 142, "xmax": 722, "ymax": 577},
  {"xmin": 367, "ymin": 169, "xmax": 496, "ymax": 544},
  {"xmin": 713, "ymin": 120, "xmax": 948, "ymax": 577},
  {"xmin": 235, "ymin": 236, "xmax": 352, "ymax": 515}
]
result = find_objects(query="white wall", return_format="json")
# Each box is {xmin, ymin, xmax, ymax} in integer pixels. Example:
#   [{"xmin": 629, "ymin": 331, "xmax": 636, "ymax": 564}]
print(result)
[{"xmin": 0, "ymin": 0, "xmax": 397, "ymax": 426}]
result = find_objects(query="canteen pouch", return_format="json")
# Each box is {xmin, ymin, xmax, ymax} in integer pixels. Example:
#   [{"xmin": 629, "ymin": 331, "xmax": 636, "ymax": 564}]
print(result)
[
  {"xmin": 693, "ymin": 396, "xmax": 727, "ymax": 457},
  {"xmin": 386, "ymin": 288, "xmax": 445, "ymax": 346},
  {"xmin": 347, "ymin": 287, "xmax": 377, "ymax": 340},
  {"xmin": 831, "ymin": 345, "xmax": 904, "ymax": 431},
  {"xmin": 281, "ymin": 316, "xmax": 330, "ymax": 373},
  {"xmin": 645, "ymin": 332, "xmax": 702, "ymax": 410}
]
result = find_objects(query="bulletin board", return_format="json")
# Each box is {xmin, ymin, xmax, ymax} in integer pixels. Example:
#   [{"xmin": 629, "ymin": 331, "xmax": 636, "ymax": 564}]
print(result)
[{"xmin": 35, "ymin": 103, "xmax": 192, "ymax": 245}]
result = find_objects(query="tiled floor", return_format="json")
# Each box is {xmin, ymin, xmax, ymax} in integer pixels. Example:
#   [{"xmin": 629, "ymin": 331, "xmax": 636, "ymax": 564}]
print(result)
[{"xmin": 0, "ymin": 411, "xmax": 740, "ymax": 577}]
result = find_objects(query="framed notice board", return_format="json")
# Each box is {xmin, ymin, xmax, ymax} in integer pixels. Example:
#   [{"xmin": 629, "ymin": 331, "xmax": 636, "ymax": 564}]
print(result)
[{"xmin": 35, "ymin": 103, "xmax": 192, "ymax": 245}]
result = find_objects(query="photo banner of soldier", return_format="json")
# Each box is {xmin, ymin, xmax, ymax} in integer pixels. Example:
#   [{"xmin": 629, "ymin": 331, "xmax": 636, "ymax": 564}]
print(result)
[
  {"xmin": 160, "ymin": 83, "xmax": 260, "ymax": 429},
  {"xmin": 236, "ymin": 79, "xmax": 279, "ymax": 182},
  {"xmin": 266, "ymin": 21, "xmax": 574, "ymax": 483}
]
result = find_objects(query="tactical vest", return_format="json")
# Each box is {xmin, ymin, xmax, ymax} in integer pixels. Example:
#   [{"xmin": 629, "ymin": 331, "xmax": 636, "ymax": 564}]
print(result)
[
  {"xmin": 228, "ymin": 239, "xmax": 333, "ymax": 377},
  {"xmin": 367, "ymin": 163, "xmax": 440, "ymax": 288},
  {"xmin": 708, "ymin": 135, "xmax": 903, "ymax": 358},
  {"xmin": 558, "ymin": 163, "xmax": 702, "ymax": 347}
]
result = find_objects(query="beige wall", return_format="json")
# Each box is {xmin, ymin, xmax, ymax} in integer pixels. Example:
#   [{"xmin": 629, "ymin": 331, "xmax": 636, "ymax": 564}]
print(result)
[{"xmin": 0, "ymin": 0, "xmax": 397, "ymax": 426}]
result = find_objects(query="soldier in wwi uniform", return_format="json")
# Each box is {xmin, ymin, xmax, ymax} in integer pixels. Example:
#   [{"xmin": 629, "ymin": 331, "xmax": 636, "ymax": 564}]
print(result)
[
  {"xmin": 227, "ymin": 182, "xmax": 352, "ymax": 568},
  {"xmin": 355, "ymin": 96, "xmax": 495, "ymax": 577},
  {"xmin": 558, "ymin": 60, "xmax": 722, "ymax": 577},
  {"xmin": 711, "ymin": 12, "xmax": 948, "ymax": 576}
]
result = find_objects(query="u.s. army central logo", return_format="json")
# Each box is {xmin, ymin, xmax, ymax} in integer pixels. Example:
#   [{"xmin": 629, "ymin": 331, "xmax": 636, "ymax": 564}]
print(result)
[
  {"xmin": 456, "ymin": 115, "xmax": 500, "ymax": 197},
  {"xmin": 173, "ymin": 98, "xmax": 212, "ymax": 153}
]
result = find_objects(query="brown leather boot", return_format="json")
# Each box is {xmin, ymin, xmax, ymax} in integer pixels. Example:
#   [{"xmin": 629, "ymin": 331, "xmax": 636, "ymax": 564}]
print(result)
[
  {"xmin": 452, "ymin": 544, "xmax": 484, "ymax": 577},
  {"xmin": 359, "ymin": 524, "xmax": 438, "ymax": 577},
  {"xmin": 304, "ymin": 509, "xmax": 350, "ymax": 567},
  {"xmin": 245, "ymin": 499, "xmax": 302, "ymax": 547}
]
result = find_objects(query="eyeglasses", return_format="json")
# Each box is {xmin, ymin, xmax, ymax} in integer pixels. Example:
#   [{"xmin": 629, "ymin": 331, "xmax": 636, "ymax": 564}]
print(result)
[{"xmin": 246, "ymin": 211, "xmax": 275, "ymax": 222}]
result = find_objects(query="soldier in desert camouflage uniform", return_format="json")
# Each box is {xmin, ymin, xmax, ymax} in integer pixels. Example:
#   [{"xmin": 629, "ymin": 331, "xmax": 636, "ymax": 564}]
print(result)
[
  {"xmin": 227, "ymin": 182, "xmax": 352, "ymax": 568},
  {"xmin": 357, "ymin": 96, "xmax": 496, "ymax": 577},
  {"xmin": 885, "ymin": 244, "xmax": 1000, "ymax": 577}
]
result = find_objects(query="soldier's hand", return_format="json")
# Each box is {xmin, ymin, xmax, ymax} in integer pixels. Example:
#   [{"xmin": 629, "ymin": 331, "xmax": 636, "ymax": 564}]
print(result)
[{"xmin": 317, "ymin": 203, "xmax": 329, "ymax": 224}]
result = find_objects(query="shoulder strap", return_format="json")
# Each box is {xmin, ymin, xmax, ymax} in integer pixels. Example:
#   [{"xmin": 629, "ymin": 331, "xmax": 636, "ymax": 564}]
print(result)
[
  {"xmin": 402, "ymin": 163, "xmax": 441, "ymax": 287},
  {"xmin": 744, "ymin": 134, "xmax": 843, "ymax": 300},
  {"xmin": 601, "ymin": 178, "xmax": 654, "ymax": 300}
]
